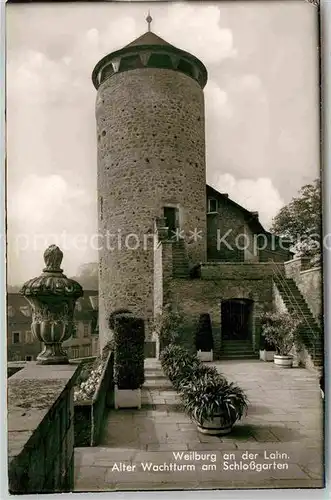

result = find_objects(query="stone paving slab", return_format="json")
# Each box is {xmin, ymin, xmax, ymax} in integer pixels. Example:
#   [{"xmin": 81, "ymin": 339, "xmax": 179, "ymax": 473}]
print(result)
[{"xmin": 75, "ymin": 359, "xmax": 324, "ymax": 491}]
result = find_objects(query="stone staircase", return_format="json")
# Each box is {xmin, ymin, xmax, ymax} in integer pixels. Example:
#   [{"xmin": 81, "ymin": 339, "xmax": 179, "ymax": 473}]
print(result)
[
  {"xmin": 219, "ymin": 340, "xmax": 258, "ymax": 360},
  {"xmin": 172, "ymin": 239, "xmax": 190, "ymax": 277},
  {"xmin": 273, "ymin": 275, "xmax": 323, "ymax": 367}
]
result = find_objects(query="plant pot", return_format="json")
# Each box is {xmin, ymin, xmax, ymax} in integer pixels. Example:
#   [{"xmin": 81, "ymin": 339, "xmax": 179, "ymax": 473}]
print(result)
[
  {"xmin": 197, "ymin": 350, "xmax": 213, "ymax": 362},
  {"xmin": 114, "ymin": 386, "xmax": 141, "ymax": 409},
  {"xmin": 274, "ymin": 354, "xmax": 293, "ymax": 368},
  {"xmin": 194, "ymin": 415, "xmax": 233, "ymax": 435},
  {"xmin": 259, "ymin": 350, "xmax": 276, "ymax": 362}
]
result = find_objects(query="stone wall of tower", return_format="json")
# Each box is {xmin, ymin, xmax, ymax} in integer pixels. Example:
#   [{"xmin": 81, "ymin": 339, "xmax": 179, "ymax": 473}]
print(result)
[{"xmin": 96, "ymin": 67, "xmax": 206, "ymax": 349}]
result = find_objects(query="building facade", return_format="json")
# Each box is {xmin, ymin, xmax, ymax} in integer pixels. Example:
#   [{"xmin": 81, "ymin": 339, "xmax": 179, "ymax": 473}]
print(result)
[
  {"xmin": 7, "ymin": 291, "xmax": 99, "ymax": 362},
  {"xmin": 92, "ymin": 27, "xmax": 322, "ymax": 365}
]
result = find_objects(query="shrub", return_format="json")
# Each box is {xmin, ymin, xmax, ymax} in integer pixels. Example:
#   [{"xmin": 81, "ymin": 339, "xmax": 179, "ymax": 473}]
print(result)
[
  {"xmin": 160, "ymin": 344, "xmax": 200, "ymax": 389},
  {"xmin": 160, "ymin": 343, "xmax": 248, "ymax": 428},
  {"xmin": 180, "ymin": 373, "xmax": 248, "ymax": 426},
  {"xmin": 113, "ymin": 313, "xmax": 145, "ymax": 390},
  {"xmin": 74, "ymin": 357, "xmax": 105, "ymax": 402},
  {"xmin": 260, "ymin": 311, "xmax": 300, "ymax": 356},
  {"xmin": 259, "ymin": 334, "xmax": 276, "ymax": 352},
  {"xmin": 160, "ymin": 344, "xmax": 225, "ymax": 391},
  {"xmin": 195, "ymin": 313, "xmax": 214, "ymax": 352},
  {"xmin": 152, "ymin": 303, "xmax": 186, "ymax": 351},
  {"xmin": 109, "ymin": 309, "xmax": 132, "ymax": 330}
]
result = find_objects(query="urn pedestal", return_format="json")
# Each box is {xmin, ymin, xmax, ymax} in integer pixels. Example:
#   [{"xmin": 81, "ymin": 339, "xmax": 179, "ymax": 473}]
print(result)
[{"xmin": 20, "ymin": 245, "xmax": 83, "ymax": 365}]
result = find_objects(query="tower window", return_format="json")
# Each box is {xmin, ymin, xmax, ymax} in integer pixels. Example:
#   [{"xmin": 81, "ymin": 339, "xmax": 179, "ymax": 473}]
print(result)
[
  {"xmin": 101, "ymin": 64, "xmax": 114, "ymax": 81},
  {"xmin": 177, "ymin": 59, "xmax": 195, "ymax": 79},
  {"xmin": 208, "ymin": 198, "xmax": 218, "ymax": 213},
  {"xmin": 119, "ymin": 55, "xmax": 143, "ymax": 72},
  {"xmin": 148, "ymin": 53, "xmax": 173, "ymax": 70}
]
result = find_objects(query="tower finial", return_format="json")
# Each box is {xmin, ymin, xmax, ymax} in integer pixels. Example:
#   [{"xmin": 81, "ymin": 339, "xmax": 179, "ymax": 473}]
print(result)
[{"xmin": 146, "ymin": 11, "xmax": 152, "ymax": 32}]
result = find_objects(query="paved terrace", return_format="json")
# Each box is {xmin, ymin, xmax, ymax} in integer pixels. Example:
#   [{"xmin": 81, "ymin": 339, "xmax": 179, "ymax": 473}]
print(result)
[{"xmin": 75, "ymin": 359, "xmax": 324, "ymax": 491}]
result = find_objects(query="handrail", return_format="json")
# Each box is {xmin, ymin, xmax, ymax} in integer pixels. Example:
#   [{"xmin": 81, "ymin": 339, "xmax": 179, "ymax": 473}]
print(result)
[{"xmin": 271, "ymin": 261, "xmax": 319, "ymax": 360}]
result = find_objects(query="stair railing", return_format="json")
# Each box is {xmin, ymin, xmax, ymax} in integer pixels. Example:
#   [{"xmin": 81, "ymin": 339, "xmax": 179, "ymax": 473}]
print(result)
[{"xmin": 271, "ymin": 261, "xmax": 319, "ymax": 361}]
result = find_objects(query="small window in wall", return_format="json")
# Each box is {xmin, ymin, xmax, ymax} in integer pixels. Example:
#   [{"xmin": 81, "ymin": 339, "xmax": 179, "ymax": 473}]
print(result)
[
  {"xmin": 71, "ymin": 347, "xmax": 80, "ymax": 359},
  {"xmin": 83, "ymin": 322, "xmax": 89, "ymax": 337},
  {"xmin": 25, "ymin": 355, "xmax": 33, "ymax": 361},
  {"xmin": 207, "ymin": 198, "xmax": 218, "ymax": 213},
  {"xmin": 12, "ymin": 332, "xmax": 20, "ymax": 344},
  {"xmin": 7, "ymin": 306, "xmax": 14, "ymax": 317},
  {"xmin": 83, "ymin": 344, "xmax": 92, "ymax": 357},
  {"xmin": 100, "ymin": 196, "xmax": 103, "ymax": 221}
]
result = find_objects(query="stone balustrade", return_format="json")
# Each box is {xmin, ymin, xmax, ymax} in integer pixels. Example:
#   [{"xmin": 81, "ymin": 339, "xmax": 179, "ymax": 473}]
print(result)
[
  {"xmin": 74, "ymin": 351, "xmax": 114, "ymax": 447},
  {"xmin": 8, "ymin": 362, "xmax": 79, "ymax": 494}
]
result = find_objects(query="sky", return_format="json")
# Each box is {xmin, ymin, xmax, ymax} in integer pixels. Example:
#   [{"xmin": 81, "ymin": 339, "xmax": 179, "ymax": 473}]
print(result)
[{"xmin": 6, "ymin": 0, "xmax": 320, "ymax": 285}]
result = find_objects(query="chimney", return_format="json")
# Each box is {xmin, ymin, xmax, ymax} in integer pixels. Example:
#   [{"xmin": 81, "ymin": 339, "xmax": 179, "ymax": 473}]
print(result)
[
  {"xmin": 251, "ymin": 211, "xmax": 259, "ymax": 218},
  {"xmin": 221, "ymin": 193, "xmax": 229, "ymax": 198}
]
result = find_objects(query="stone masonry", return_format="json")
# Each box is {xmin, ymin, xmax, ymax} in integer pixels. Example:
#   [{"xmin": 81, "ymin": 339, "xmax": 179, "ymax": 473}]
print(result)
[
  {"xmin": 94, "ymin": 36, "xmax": 207, "ymax": 349},
  {"xmin": 93, "ymin": 29, "xmax": 319, "ymax": 361}
]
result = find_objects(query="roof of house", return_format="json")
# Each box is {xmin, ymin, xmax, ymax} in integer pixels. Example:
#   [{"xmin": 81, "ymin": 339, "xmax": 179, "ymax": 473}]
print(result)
[
  {"xmin": 206, "ymin": 184, "xmax": 292, "ymax": 248},
  {"xmin": 206, "ymin": 184, "xmax": 266, "ymax": 233}
]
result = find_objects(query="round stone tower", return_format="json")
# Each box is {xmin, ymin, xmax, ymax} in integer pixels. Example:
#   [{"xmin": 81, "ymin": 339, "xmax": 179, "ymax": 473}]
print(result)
[{"xmin": 92, "ymin": 26, "xmax": 208, "ymax": 350}]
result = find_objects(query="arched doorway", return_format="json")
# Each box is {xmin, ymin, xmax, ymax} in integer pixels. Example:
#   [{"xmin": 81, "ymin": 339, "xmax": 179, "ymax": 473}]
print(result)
[{"xmin": 221, "ymin": 299, "xmax": 253, "ymax": 341}]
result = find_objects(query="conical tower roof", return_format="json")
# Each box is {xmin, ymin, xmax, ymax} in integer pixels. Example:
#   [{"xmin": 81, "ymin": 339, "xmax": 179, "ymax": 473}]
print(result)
[
  {"xmin": 92, "ymin": 28, "xmax": 208, "ymax": 89},
  {"xmin": 124, "ymin": 31, "xmax": 173, "ymax": 49}
]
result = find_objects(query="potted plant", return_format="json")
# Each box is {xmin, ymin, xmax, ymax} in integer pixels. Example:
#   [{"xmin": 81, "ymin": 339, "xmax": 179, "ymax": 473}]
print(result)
[
  {"xmin": 160, "ymin": 344, "xmax": 200, "ymax": 390},
  {"xmin": 180, "ymin": 373, "xmax": 248, "ymax": 435},
  {"xmin": 152, "ymin": 303, "xmax": 185, "ymax": 355},
  {"xmin": 113, "ymin": 313, "xmax": 145, "ymax": 408},
  {"xmin": 260, "ymin": 311, "xmax": 300, "ymax": 368},
  {"xmin": 195, "ymin": 313, "xmax": 214, "ymax": 362},
  {"xmin": 259, "ymin": 327, "xmax": 277, "ymax": 362}
]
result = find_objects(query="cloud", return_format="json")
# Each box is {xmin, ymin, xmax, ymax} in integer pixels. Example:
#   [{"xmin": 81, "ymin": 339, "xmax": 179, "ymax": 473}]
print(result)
[
  {"xmin": 6, "ymin": 2, "xmax": 319, "ymax": 283},
  {"xmin": 7, "ymin": 3, "xmax": 236, "ymax": 107},
  {"xmin": 205, "ymin": 80, "xmax": 233, "ymax": 119},
  {"xmin": 232, "ymin": 74, "xmax": 263, "ymax": 93},
  {"xmin": 8, "ymin": 174, "xmax": 90, "ymax": 226},
  {"xmin": 161, "ymin": 3, "xmax": 237, "ymax": 64},
  {"xmin": 210, "ymin": 174, "xmax": 284, "ymax": 229},
  {"xmin": 7, "ymin": 174, "xmax": 97, "ymax": 283}
]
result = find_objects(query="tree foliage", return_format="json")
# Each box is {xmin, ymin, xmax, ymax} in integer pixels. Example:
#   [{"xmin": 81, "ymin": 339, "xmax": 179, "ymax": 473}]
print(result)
[{"xmin": 271, "ymin": 179, "xmax": 322, "ymax": 262}]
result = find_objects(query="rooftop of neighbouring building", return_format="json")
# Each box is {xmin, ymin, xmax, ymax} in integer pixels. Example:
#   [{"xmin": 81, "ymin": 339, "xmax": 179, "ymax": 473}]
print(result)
[{"xmin": 7, "ymin": 290, "xmax": 98, "ymax": 324}]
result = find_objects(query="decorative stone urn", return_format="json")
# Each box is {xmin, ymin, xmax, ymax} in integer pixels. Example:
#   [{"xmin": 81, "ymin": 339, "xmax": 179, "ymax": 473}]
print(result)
[{"xmin": 20, "ymin": 245, "xmax": 83, "ymax": 365}]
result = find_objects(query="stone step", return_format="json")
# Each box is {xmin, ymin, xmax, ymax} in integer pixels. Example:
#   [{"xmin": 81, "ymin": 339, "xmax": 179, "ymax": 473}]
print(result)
[
  {"xmin": 219, "ymin": 353, "xmax": 259, "ymax": 360},
  {"xmin": 221, "ymin": 346, "xmax": 255, "ymax": 352},
  {"xmin": 275, "ymin": 279, "xmax": 323, "ymax": 369}
]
